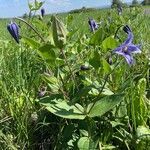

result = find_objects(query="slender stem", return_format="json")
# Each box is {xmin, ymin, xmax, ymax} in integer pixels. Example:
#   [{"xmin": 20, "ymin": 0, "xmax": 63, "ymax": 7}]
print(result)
[
  {"xmin": 59, "ymin": 49, "xmax": 82, "ymax": 113},
  {"xmin": 15, "ymin": 17, "xmax": 45, "ymax": 42},
  {"xmin": 88, "ymin": 61, "xmax": 121, "ymax": 114},
  {"xmin": 114, "ymin": 25, "xmax": 124, "ymax": 39},
  {"xmin": 60, "ymin": 49, "xmax": 79, "ymax": 91}
]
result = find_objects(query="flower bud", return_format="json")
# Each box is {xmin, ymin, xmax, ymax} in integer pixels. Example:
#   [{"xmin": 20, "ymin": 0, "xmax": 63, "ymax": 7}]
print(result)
[
  {"xmin": 7, "ymin": 22, "xmax": 19, "ymax": 43},
  {"xmin": 80, "ymin": 65, "xmax": 90, "ymax": 71},
  {"xmin": 41, "ymin": 8, "xmax": 45, "ymax": 17}
]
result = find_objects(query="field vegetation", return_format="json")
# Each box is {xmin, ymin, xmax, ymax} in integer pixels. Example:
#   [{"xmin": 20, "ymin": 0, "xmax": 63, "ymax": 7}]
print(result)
[{"xmin": 0, "ymin": 1, "xmax": 150, "ymax": 150}]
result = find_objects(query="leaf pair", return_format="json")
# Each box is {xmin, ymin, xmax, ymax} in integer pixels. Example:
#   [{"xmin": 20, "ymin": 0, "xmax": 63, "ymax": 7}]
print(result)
[{"xmin": 39, "ymin": 94, "xmax": 124, "ymax": 119}]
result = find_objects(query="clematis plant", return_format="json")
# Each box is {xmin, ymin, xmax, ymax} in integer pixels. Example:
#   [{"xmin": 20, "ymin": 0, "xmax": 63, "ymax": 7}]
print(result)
[
  {"xmin": 113, "ymin": 25, "xmax": 141, "ymax": 65},
  {"xmin": 88, "ymin": 18, "xmax": 99, "ymax": 32},
  {"xmin": 7, "ymin": 21, "xmax": 19, "ymax": 43}
]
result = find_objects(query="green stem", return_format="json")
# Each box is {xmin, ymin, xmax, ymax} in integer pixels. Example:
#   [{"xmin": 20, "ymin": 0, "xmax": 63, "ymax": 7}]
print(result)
[
  {"xmin": 88, "ymin": 61, "xmax": 121, "ymax": 114},
  {"xmin": 60, "ymin": 49, "xmax": 79, "ymax": 91},
  {"xmin": 114, "ymin": 24, "xmax": 124, "ymax": 40},
  {"xmin": 15, "ymin": 17, "xmax": 45, "ymax": 42}
]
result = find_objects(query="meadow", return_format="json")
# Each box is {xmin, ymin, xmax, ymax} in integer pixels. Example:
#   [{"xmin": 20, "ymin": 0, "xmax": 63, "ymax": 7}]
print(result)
[{"xmin": 0, "ymin": 4, "xmax": 150, "ymax": 150}]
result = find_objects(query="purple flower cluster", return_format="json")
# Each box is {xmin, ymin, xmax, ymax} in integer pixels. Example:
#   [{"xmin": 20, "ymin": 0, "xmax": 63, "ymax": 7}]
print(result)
[{"xmin": 113, "ymin": 25, "xmax": 141, "ymax": 65}]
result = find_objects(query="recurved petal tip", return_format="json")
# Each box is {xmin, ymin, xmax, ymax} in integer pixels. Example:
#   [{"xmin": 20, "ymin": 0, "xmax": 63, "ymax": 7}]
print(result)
[
  {"xmin": 128, "ymin": 44, "xmax": 141, "ymax": 54},
  {"xmin": 123, "ymin": 25, "xmax": 132, "ymax": 34}
]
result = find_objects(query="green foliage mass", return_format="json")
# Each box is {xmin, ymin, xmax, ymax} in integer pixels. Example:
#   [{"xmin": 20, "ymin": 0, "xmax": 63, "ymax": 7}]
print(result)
[{"xmin": 0, "ymin": 4, "xmax": 150, "ymax": 150}]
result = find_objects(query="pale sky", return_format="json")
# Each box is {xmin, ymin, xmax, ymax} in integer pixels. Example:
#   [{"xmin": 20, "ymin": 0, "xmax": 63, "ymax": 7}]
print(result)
[{"xmin": 0, "ymin": 0, "xmax": 143, "ymax": 18}]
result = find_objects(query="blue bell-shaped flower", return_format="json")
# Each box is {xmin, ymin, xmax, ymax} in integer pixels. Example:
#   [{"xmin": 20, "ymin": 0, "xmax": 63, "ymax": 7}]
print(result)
[
  {"xmin": 7, "ymin": 22, "xmax": 19, "ymax": 43},
  {"xmin": 41, "ymin": 8, "xmax": 45, "ymax": 17}
]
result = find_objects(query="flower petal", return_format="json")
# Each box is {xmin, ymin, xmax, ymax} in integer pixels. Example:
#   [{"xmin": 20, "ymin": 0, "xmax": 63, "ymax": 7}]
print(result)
[
  {"xmin": 115, "ymin": 49, "xmax": 134, "ymax": 65},
  {"xmin": 88, "ymin": 19, "xmax": 98, "ymax": 32},
  {"xmin": 113, "ymin": 46, "xmax": 122, "ymax": 54},
  {"xmin": 127, "ymin": 44, "xmax": 141, "ymax": 54},
  {"xmin": 123, "ymin": 53, "xmax": 134, "ymax": 65},
  {"xmin": 123, "ymin": 32, "xmax": 133, "ymax": 45}
]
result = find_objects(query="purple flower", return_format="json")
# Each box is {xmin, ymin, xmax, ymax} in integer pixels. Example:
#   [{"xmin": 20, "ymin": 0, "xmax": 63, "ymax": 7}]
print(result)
[
  {"xmin": 7, "ymin": 22, "xmax": 19, "ymax": 43},
  {"xmin": 88, "ymin": 18, "xmax": 99, "ymax": 32},
  {"xmin": 113, "ymin": 25, "xmax": 141, "ymax": 65},
  {"xmin": 41, "ymin": 8, "xmax": 45, "ymax": 17}
]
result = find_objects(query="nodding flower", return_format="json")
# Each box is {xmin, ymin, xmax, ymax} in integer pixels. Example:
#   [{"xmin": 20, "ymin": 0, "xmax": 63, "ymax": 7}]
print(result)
[
  {"xmin": 88, "ymin": 18, "xmax": 99, "ymax": 32},
  {"xmin": 41, "ymin": 8, "xmax": 45, "ymax": 17},
  {"xmin": 113, "ymin": 25, "xmax": 141, "ymax": 65},
  {"xmin": 7, "ymin": 21, "xmax": 19, "ymax": 43}
]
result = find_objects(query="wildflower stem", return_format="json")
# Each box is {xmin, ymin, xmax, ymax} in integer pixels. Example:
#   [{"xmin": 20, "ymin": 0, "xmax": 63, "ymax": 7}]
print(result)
[
  {"xmin": 60, "ymin": 49, "xmax": 79, "ymax": 92},
  {"xmin": 15, "ymin": 17, "xmax": 45, "ymax": 42},
  {"xmin": 88, "ymin": 61, "xmax": 121, "ymax": 114},
  {"xmin": 114, "ymin": 25, "xmax": 124, "ymax": 39}
]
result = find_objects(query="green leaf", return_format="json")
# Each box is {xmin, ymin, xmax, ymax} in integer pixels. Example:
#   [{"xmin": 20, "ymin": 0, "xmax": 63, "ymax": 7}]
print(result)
[
  {"xmin": 42, "ymin": 74, "xmax": 58, "ymax": 85},
  {"xmin": 28, "ymin": 3, "xmax": 33, "ymax": 10},
  {"xmin": 137, "ymin": 126, "xmax": 150, "ymax": 139},
  {"xmin": 66, "ymin": 14, "xmax": 73, "ymax": 26},
  {"xmin": 38, "ymin": 44, "xmax": 56, "ymax": 66},
  {"xmin": 41, "ymin": 74, "xmax": 59, "ymax": 92},
  {"xmin": 89, "ymin": 51, "xmax": 101, "ymax": 69},
  {"xmin": 134, "ymin": 78, "xmax": 148, "ymax": 126},
  {"xmin": 28, "ymin": 0, "xmax": 44, "ymax": 11},
  {"xmin": 136, "ymin": 126, "xmax": 150, "ymax": 150},
  {"xmin": 51, "ymin": 15, "xmax": 68, "ymax": 49},
  {"xmin": 88, "ymin": 88, "xmax": 114, "ymax": 96},
  {"xmin": 102, "ymin": 58, "xmax": 111, "ymax": 74},
  {"xmin": 87, "ymin": 94, "xmax": 124, "ymax": 117},
  {"xmin": 102, "ymin": 88, "xmax": 114, "ymax": 96},
  {"xmin": 39, "ymin": 97, "xmax": 86, "ymax": 119},
  {"xmin": 89, "ymin": 27, "xmax": 105, "ymax": 46},
  {"xmin": 77, "ymin": 137, "xmax": 97, "ymax": 150},
  {"xmin": 101, "ymin": 36, "xmax": 119, "ymax": 51},
  {"xmin": 47, "ymin": 27, "xmax": 55, "ymax": 45},
  {"xmin": 22, "ymin": 36, "xmax": 40, "ymax": 49},
  {"xmin": 138, "ymin": 78, "xmax": 146, "ymax": 95}
]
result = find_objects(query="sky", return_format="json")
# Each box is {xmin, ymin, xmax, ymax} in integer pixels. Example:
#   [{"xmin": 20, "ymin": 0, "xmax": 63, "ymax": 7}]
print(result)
[{"xmin": 0, "ymin": 0, "xmax": 143, "ymax": 18}]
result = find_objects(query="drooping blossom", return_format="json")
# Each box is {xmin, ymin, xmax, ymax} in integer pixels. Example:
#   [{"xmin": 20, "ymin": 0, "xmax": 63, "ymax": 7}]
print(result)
[
  {"xmin": 88, "ymin": 18, "xmax": 99, "ymax": 32},
  {"xmin": 113, "ymin": 25, "xmax": 141, "ymax": 65},
  {"xmin": 7, "ymin": 21, "xmax": 19, "ymax": 43},
  {"xmin": 41, "ymin": 8, "xmax": 45, "ymax": 17}
]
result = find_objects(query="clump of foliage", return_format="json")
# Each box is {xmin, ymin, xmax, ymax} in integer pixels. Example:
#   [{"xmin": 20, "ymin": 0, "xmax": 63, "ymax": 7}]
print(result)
[{"xmin": 0, "ymin": 0, "xmax": 150, "ymax": 149}]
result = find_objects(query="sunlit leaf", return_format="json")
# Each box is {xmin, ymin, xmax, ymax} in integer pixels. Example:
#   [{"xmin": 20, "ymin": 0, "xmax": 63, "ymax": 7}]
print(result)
[
  {"xmin": 101, "ymin": 36, "xmax": 119, "ymax": 51},
  {"xmin": 77, "ymin": 137, "xmax": 97, "ymax": 150},
  {"xmin": 89, "ymin": 27, "xmax": 105, "ymax": 46},
  {"xmin": 87, "ymin": 94, "xmax": 124, "ymax": 117},
  {"xmin": 22, "ymin": 36, "xmax": 40, "ymax": 49},
  {"xmin": 51, "ymin": 15, "xmax": 68, "ymax": 49},
  {"xmin": 39, "ymin": 96, "xmax": 86, "ymax": 119},
  {"xmin": 38, "ymin": 44, "xmax": 56, "ymax": 66}
]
